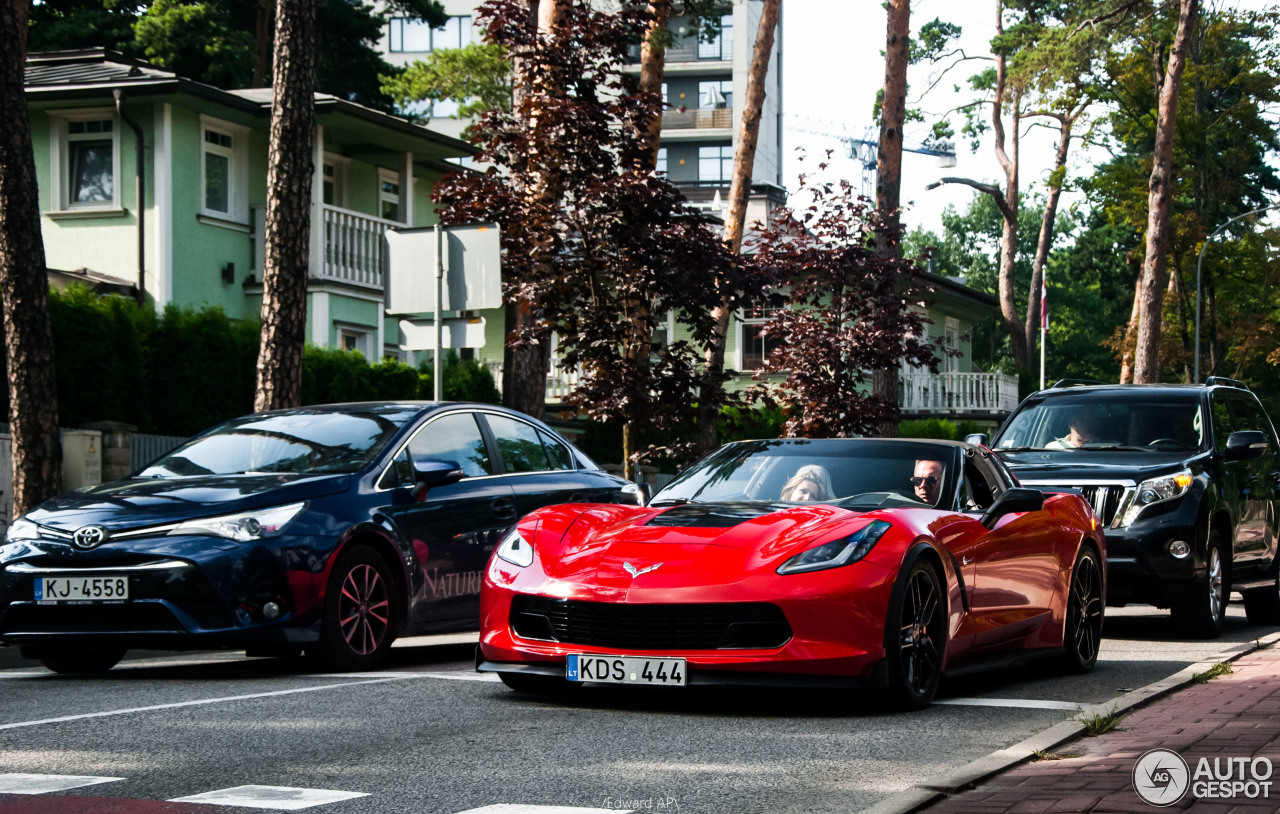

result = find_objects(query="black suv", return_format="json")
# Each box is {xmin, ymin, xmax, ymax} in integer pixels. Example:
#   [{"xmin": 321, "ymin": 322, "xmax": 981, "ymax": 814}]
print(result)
[{"xmin": 975, "ymin": 378, "xmax": 1280, "ymax": 638}]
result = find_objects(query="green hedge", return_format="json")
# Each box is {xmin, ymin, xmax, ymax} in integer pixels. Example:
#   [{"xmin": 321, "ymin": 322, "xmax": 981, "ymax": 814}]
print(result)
[
  {"xmin": 897, "ymin": 417, "xmax": 990, "ymax": 440},
  {"xmin": 14, "ymin": 287, "xmax": 500, "ymax": 437}
]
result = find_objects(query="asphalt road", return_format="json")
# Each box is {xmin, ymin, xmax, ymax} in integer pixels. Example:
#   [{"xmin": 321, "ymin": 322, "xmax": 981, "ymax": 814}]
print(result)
[{"xmin": 0, "ymin": 605, "xmax": 1272, "ymax": 814}]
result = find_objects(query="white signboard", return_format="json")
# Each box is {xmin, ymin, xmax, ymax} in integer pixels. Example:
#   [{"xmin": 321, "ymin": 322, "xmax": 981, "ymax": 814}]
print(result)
[
  {"xmin": 398, "ymin": 317, "xmax": 487, "ymax": 351},
  {"xmin": 384, "ymin": 223, "xmax": 501, "ymax": 315}
]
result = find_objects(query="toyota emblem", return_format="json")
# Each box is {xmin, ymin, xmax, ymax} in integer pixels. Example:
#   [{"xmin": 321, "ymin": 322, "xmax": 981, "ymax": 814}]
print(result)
[{"xmin": 72, "ymin": 525, "xmax": 109, "ymax": 549}]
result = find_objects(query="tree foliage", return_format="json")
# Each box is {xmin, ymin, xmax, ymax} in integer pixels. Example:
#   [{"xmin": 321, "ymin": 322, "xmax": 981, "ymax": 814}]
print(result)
[
  {"xmin": 748, "ymin": 178, "xmax": 940, "ymax": 438},
  {"xmin": 382, "ymin": 42, "xmax": 513, "ymax": 118}
]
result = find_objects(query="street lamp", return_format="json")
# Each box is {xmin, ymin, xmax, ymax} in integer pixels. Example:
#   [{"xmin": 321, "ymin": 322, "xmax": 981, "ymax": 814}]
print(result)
[{"xmin": 1194, "ymin": 203, "xmax": 1280, "ymax": 383}]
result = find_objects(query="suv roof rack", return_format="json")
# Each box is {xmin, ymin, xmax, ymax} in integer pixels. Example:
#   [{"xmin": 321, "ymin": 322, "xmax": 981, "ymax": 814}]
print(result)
[
  {"xmin": 1050, "ymin": 378, "xmax": 1110, "ymax": 389},
  {"xmin": 1205, "ymin": 376, "xmax": 1252, "ymax": 390}
]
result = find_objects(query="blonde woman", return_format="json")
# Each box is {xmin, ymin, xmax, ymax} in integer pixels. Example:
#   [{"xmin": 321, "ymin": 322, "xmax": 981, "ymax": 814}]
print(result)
[{"xmin": 779, "ymin": 464, "xmax": 835, "ymax": 502}]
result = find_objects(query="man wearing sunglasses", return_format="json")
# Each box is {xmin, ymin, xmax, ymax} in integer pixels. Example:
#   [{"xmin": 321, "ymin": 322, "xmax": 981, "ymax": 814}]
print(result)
[{"xmin": 911, "ymin": 459, "xmax": 945, "ymax": 505}]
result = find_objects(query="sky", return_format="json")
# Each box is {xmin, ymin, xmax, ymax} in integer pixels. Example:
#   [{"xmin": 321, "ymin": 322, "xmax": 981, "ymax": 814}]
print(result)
[{"xmin": 779, "ymin": 0, "xmax": 1275, "ymax": 238}]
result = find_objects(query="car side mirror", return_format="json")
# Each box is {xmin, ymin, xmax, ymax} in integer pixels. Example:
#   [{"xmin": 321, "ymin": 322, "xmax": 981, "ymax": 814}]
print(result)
[
  {"xmin": 1226, "ymin": 430, "xmax": 1269, "ymax": 461},
  {"xmin": 979, "ymin": 487, "xmax": 1045, "ymax": 529},
  {"xmin": 411, "ymin": 458, "xmax": 464, "ymax": 500},
  {"xmin": 964, "ymin": 433, "xmax": 989, "ymax": 447},
  {"xmin": 621, "ymin": 482, "xmax": 651, "ymax": 506}
]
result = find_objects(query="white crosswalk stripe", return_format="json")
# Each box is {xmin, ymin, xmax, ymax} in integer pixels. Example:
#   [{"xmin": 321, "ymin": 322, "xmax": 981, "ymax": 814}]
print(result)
[
  {"xmin": 0, "ymin": 773, "xmax": 124, "ymax": 794},
  {"xmin": 456, "ymin": 806, "xmax": 632, "ymax": 814},
  {"xmin": 170, "ymin": 785, "xmax": 370, "ymax": 810},
  {"xmin": 935, "ymin": 696, "xmax": 1085, "ymax": 710}
]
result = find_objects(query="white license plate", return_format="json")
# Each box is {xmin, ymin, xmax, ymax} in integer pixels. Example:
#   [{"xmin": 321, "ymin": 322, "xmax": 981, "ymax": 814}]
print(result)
[
  {"xmin": 34, "ymin": 576, "xmax": 129, "ymax": 603},
  {"xmin": 567, "ymin": 654, "xmax": 687, "ymax": 686}
]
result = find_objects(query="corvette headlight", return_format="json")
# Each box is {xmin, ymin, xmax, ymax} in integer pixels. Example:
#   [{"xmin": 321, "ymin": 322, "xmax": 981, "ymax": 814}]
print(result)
[
  {"xmin": 168, "ymin": 502, "xmax": 306, "ymax": 542},
  {"xmin": 495, "ymin": 526, "xmax": 534, "ymax": 567},
  {"xmin": 1119, "ymin": 469, "xmax": 1193, "ymax": 527},
  {"xmin": 777, "ymin": 521, "xmax": 893, "ymax": 575},
  {"xmin": 5, "ymin": 519, "xmax": 40, "ymax": 542}
]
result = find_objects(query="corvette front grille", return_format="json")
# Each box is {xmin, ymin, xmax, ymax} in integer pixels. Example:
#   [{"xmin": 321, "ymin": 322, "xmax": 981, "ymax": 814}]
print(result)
[{"xmin": 510, "ymin": 596, "xmax": 792, "ymax": 650}]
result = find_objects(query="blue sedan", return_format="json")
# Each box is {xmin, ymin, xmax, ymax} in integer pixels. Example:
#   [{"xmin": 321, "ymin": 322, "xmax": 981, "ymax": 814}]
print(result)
[{"xmin": 0, "ymin": 402, "xmax": 637, "ymax": 673}]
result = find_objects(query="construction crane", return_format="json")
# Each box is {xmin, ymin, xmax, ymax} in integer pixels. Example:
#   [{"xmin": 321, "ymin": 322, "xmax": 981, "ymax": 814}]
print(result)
[{"xmin": 787, "ymin": 116, "xmax": 958, "ymax": 197}]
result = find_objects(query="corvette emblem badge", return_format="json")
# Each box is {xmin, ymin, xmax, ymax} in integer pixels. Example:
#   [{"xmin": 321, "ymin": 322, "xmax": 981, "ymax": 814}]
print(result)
[{"xmin": 623, "ymin": 562, "xmax": 661, "ymax": 578}]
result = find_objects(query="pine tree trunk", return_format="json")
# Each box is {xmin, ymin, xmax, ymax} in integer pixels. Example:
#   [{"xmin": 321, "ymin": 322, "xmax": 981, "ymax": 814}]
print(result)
[
  {"xmin": 253, "ymin": 0, "xmax": 273, "ymax": 89},
  {"xmin": 696, "ymin": 0, "xmax": 779, "ymax": 456},
  {"xmin": 0, "ymin": 0, "xmax": 62, "ymax": 515},
  {"xmin": 638, "ymin": 0, "xmax": 670, "ymax": 165},
  {"xmin": 254, "ymin": 0, "xmax": 317, "ymax": 412},
  {"xmin": 991, "ymin": 3, "xmax": 1027, "ymax": 374},
  {"xmin": 1133, "ymin": 0, "xmax": 1198, "ymax": 384},
  {"xmin": 872, "ymin": 0, "xmax": 909, "ymax": 437},
  {"xmin": 1023, "ymin": 114, "xmax": 1073, "ymax": 371}
]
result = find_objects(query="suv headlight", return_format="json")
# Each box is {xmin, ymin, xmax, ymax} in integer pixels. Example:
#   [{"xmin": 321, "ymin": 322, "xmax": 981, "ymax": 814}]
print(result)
[
  {"xmin": 5, "ymin": 519, "xmax": 41, "ymax": 542},
  {"xmin": 168, "ymin": 502, "xmax": 306, "ymax": 542},
  {"xmin": 1119, "ymin": 470, "xmax": 1193, "ymax": 527},
  {"xmin": 777, "ymin": 521, "xmax": 893, "ymax": 574},
  {"xmin": 495, "ymin": 526, "xmax": 534, "ymax": 567}
]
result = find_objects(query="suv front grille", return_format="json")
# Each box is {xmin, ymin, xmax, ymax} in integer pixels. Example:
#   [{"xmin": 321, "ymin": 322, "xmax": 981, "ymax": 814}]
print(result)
[
  {"xmin": 1024, "ymin": 481, "xmax": 1131, "ymax": 526},
  {"xmin": 510, "ymin": 596, "xmax": 792, "ymax": 650}
]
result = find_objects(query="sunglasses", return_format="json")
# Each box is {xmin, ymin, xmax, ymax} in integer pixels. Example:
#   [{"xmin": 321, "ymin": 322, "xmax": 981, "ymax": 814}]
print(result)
[{"xmin": 910, "ymin": 476, "xmax": 939, "ymax": 487}]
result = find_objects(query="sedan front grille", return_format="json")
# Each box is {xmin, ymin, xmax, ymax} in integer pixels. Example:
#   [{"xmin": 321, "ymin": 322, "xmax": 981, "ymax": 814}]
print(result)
[{"xmin": 510, "ymin": 596, "xmax": 792, "ymax": 650}]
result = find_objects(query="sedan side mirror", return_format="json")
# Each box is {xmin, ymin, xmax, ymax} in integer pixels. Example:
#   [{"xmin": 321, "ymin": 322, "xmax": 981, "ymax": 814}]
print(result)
[
  {"xmin": 621, "ymin": 482, "xmax": 651, "ymax": 506},
  {"xmin": 1225, "ymin": 430, "xmax": 1269, "ymax": 462},
  {"xmin": 980, "ymin": 487, "xmax": 1045, "ymax": 529},
  {"xmin": 964, "ymin": 433, "xmax": 990, "ymax": 448},
  {"xmin": 412, "ymin": 458, "xmax": 464, "ymax": 500}
]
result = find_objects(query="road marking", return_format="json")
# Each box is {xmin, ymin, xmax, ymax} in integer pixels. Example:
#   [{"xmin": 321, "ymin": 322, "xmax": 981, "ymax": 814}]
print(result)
[
  {"xmin": 172, "ymin": 785, "xmax": 368, "ymax": 810},
  {"xmin": 0, "ymin": 773, "xmax": 124, "ymax": 794},
  {"xmin": 419, "ymin": 671, "xmax": 500, "ymax": 682},
  {"xmin": 457, "ymin": 806, "xmax": 631, "ymax": 814},
  {"xmin": 935, "ymin": 697, "xmax": 1084, "ymax": 711},
  {"xmin": 0, "ymin": 676, "xmax": 417, "ymax": 731}
]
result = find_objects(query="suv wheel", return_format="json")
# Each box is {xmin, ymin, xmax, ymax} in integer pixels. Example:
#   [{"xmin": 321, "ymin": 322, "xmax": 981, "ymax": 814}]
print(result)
[
  {"xmin": 1172, "ymin": 533, "xmax": 1227, "ymax": 638},
  {"xmin": 1242, "ymin": 566, "xmax": 1280, "ymax": 625}
]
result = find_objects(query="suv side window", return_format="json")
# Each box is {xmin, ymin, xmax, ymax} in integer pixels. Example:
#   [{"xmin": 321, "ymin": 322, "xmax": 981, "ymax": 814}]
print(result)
[
  {"xmin": 1209, "ymin": 394, "xmax": 1234, "ymax": 456},
  {"xmin": 485, "ymin": 414, "xmax": 551, "ymax": 473},
  {"xmin": 1230, "ymin": 395, "xmax": 1278, "ymax": 451},
  {"xmin": 406, "ymin": 412, "xmax": 493, "ymax": 478}
]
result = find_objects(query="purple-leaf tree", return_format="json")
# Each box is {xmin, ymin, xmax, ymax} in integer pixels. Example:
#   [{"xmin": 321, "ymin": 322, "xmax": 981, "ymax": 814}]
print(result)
[{"xmin": 748, "ymin": 174, "xmax": 943, "ymax": 438}]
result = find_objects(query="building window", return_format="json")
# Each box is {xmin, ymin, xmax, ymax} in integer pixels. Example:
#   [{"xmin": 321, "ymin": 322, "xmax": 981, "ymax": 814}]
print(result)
[
  {"xmin": 322, "ymin": 154, "xmax": 349, "ymax": 208},
  {"xmin": 738, "ymin": 307, "xmax": 782, "ymax": 371},
  {"xmin": 200, "ymin": 116, "xmax": 248, "ymax": 222},
  {"xmin": 699, "ymin": 80, "xmax": 732, "ymax": 109},
  {"xmin": 379, "ymin": 170, "xmax": 403, "ymax": 222},
  {"xmin": 388, "ymin": 15, "xmax": 471, "ymax": 53},
  {"xmin": 698, "ymin": 144, "xmax": 733, "ymax": 182},
  {"xmin": 656, "ymin": 147, "xmax": 667, "ymax": 174},
  {"xmin": 338, "ymin": 325, "xmax": 373, "ymax": 357},
  {"xmin": 49, "ymin": 109, "xmax": 120, "ymax": 211},
  {"xmin": 697, "ymin": 14, "xmax": 733, "ymax": 60}
]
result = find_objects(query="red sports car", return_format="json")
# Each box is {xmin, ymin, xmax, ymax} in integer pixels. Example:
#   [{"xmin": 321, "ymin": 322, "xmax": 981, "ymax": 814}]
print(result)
[{"xmin": 478, "ymin": 439, "xmax": 1105, "ymax": 708}]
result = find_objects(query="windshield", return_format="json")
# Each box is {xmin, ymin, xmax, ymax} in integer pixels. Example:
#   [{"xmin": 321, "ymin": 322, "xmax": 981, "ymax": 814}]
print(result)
[
  {"xmin": 651, "ymin": 439, "xmax": 958, "ymax": 510},
  {"xmin": 139, "ymin": 406, "xmax": 421, "ymax": 478},
  {"xmin": 994, "ymin": 394, "xmax": 1204, "ymax": 453}
]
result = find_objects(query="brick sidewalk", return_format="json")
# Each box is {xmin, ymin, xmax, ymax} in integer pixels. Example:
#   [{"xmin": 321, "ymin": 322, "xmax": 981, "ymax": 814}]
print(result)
[{"xmin": 921, "ymin": 646, "xmax": 1280, "ymax": 813}]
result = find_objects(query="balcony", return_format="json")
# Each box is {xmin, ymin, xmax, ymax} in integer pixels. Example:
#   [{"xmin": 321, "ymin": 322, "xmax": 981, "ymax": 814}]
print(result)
[
  {"xmin": 318, "ymin": 204, "xmax": 401, "ymax": 290},
  {"xmin": 898, "ymin": 370, "xmax": 1020, "ymax": 417},
  {"xmin": 662, "ymin": 107, "xmax": 734, "ymax": 130}
]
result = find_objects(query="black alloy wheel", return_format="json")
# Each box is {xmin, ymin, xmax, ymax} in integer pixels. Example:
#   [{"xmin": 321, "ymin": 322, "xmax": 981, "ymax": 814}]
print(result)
[
  {"xmin": 1059, "ymin": 547, "xmax": 1104, "ymax": 673},
  {"xmin": 312, "ymin": 546, "xmax": 397, "ymax": 671},
  {"xmin": 1172, "ymin": 532, "xmax": 1227, "ymax": 639},
  {"xmin": 886, "ymin": 557, "xmax": 946, "ymax": 710},
  {"xmin": 35, "ymin": 644, "xmax": 127, "ymax": 674}
]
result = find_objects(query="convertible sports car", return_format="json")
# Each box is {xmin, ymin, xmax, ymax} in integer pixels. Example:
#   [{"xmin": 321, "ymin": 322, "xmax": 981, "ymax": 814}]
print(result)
[
  {"xmin": 478, "ymin": 439, "xmax": 1106, "ymax": 708},
  {"xmin": 0, "ymin": 402, "xmax": 638, "ymax": 674}
]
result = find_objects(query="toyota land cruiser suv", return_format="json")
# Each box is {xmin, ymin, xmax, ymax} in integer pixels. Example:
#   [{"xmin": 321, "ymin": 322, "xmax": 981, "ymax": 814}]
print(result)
[{"xmin": 975, "ymin": 378, "xmax": 1280, "ymax": 638}]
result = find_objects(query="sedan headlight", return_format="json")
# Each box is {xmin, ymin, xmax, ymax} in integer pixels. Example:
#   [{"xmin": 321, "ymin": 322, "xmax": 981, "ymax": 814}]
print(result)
[
  {"xmin": 5, "ymin": 519, "xmax": 40, "ymax": 542},
  {"xmin": 168, "ymin": 502, "xmax": 306, "ymax": 542},
  {"xmin": 777, "ymin": 521, "xmax": 893, "ymax": 575},
  {"xmin": 1119, "ymin": 469, "xmax": 1193, "ymax": 527},
  {"xmin": 495, "ymin": 526, "xmax": 534, "ymax": 568}
]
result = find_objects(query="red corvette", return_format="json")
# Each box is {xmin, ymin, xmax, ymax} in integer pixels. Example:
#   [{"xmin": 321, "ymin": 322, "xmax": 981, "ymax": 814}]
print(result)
[{"xmin": 478, "ymin": 439, "xmax": 1105, "ymax": 708}]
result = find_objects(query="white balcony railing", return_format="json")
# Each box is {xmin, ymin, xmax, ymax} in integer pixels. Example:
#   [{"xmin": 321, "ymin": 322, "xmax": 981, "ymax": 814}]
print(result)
[
  {"xmin": 661, "ymin": 107, "xmax": 733, "ymax": 130},
  {"xmin": 319, "ymin": 204, "xmax": 402, "ymax": 289},
  {"xmin": 898, "ymin": 370, "xmax": 1020, "ymax": 415}
]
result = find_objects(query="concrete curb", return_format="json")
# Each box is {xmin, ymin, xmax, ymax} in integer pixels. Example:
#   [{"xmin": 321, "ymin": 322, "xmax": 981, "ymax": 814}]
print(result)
[{"xmin": 859, "ymin": 629, "xmax": 1280, "ymax": 814}]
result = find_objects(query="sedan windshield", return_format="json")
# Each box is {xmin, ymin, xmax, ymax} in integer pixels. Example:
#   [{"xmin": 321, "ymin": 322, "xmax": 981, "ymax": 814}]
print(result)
[
  {"xmin": 651, "ymin": 439, "xmax": 956, "ymax": 510},
  {"xmin": 139, "ymin": 407, "xmax": 421, "ymax": 478},
  {"xmin": 994, "ymin": 394, "xmax": 1204, "ymax": 453}
]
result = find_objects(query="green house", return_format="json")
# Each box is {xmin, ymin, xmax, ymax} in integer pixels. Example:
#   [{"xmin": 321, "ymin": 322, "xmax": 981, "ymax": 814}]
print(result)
[{"xmin": 25, "ymin": 48, "xmax": 473, "ymax": 358}]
